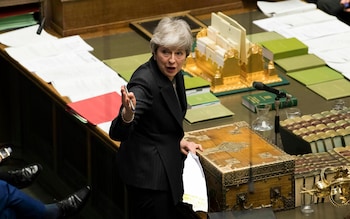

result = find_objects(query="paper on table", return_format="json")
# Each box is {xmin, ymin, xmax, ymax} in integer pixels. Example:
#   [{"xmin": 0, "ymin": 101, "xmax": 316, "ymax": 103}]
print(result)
[
  {"xmin": 97, "ymin": 121, "xmax": 112, "ymax": 134},
  {"xmin": 303, "ymin": 31, "xmax": 350, "ymax": 54},
  {"xmin": 183, "ymin": 152, "xmax": 208, "ymax": 212},
  {"xmin": 257, "ymin": 0, "xmax": 316, "ymax": 17},
  {"xmin": 34, "ymin": 59, "xmax": 109, "ymax": 83},
  {"xmin": 5, "ymin": 35, "xmax": 93, "ymax": 64},
  {"xmin": 52, "ymin": 71, "xmax": 126, "ymax": 102},
  {"xmin": 327, "ymin": 62, "xmax": 350, "ymax": 80},
  {"xmin": 67, "ymin": 91, "xmax": 121, "ymax": 125},
  {"xmin": 0, "ymin": 24, "xmax": 57, "ymax": 47},
  {"xmin": 314, "ymin": 46, "xmax": 350, "ymax": 64},
  {"xmin": 25, "ymin": 50, "xmax": 100, "ymax": 74},
  {"xmin": 253, "ymin": 9, "xmax": 337, "ymax": 34},
  {"xmin": 308, "ymin": 46, "xmax": 350, "ymax": 79},
  {"xmin": 275, "ymin": 19, "xmax": 350, "ymax": 41}
]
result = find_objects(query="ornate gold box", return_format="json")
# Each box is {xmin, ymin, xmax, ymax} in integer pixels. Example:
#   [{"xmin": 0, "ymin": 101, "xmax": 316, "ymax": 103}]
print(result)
[{"xmin": 185, "ymin": 121, "xmax": 295, "ymax": 212}]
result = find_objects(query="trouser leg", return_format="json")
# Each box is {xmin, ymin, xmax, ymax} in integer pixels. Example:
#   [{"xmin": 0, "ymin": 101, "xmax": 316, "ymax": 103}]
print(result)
[{"xmin": 0, "ymin": 180, "xmax": 46, "ymax": 219}]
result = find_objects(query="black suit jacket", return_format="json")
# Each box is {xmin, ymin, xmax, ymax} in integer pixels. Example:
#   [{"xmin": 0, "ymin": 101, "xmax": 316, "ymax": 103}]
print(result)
[{"xmin": 109, "ymin": 56, "xmax": 187, "ymax": 204}]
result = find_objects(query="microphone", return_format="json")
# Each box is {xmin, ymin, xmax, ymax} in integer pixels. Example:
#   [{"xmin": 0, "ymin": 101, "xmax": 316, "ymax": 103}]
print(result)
[{"xmin": 252, "ymin": 81, "xmax": 292, "ymax": 98}]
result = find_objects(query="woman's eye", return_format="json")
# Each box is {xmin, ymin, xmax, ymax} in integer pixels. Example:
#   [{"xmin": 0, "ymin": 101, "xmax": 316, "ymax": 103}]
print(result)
[{"xmin": 161, "ymin": 50, "xmax": 171, "ymax": 55}]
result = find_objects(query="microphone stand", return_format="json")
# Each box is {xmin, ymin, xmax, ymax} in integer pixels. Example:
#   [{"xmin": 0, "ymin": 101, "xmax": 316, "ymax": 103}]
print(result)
[
  {"xmin": 274, "ymin": 92, "xmax": 289, "ymax": 148},
  {"xmin": 274, "ymin": 96, "xmax": 281, "ymax": 147}
]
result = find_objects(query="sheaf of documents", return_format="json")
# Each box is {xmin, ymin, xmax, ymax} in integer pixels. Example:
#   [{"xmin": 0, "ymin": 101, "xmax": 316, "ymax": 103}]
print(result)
[
  {"xmin": 0, "ymin": 26, "xmax": 128, "ymax": 130},
  {"xmin": 0, "ymin": 24, "xmax": 57, "ymax": 47},
  {"xmin": 183, "ymin": 152, "xmax": 208, "ymax": 212},
  {"xmin": 257, "ymin": 0, "xmax": 316, "ymax": 17}
]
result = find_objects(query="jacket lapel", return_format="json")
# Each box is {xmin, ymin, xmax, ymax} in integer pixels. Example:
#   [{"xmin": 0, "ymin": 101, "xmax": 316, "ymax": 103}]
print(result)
[{"xmin": 150, "ymin": 58, "xmax": 185, "ymax": 127}]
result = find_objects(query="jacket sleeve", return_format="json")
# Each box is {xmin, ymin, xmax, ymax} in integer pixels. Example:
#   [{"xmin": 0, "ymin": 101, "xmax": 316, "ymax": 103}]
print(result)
[
  {"xmin": 109, "ymin": 105, "xmax": 133, "ymax": 141},
  {"xmin": 109, "ymin": 65, "xmax": 153, "ymax": 142}
]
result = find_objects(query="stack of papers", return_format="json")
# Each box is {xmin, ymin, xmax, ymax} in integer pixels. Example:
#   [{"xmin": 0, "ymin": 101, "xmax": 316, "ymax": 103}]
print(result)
[
  {"xmin": 0, "ymin": 25, "xmax": 127, "ymax": 133},
  {"xmin": 253, "ymin": 0, "xmax": 350, "ymax": 99},
  {"xmin": 257, "ymin": 0, "xmax": 316, "ymax": 17}
]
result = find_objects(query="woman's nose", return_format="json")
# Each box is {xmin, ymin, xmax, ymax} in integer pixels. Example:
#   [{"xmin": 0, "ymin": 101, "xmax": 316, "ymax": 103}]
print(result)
[{"xmin": 169, "ymin": 53, "xmax": 176, "ymax": 63}]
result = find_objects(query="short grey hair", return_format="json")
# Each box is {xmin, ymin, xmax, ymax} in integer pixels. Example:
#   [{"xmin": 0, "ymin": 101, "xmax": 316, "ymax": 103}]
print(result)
[{"xmin": 150, "ymin": 17, "xmax": 193, "ymax": 56}]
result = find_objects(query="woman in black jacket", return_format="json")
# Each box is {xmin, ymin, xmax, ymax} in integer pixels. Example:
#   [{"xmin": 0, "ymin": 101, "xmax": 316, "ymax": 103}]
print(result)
[{"xmin": 109, "ymin": 17, "xmax": 203, "ymax": 219}]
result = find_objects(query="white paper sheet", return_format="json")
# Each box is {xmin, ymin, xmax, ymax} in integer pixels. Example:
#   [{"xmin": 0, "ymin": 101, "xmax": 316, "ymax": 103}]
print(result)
[
  {"xmin": 257, "ymin": 0, "xmax": 316, "ymax": 17},
  {"xmin": 5, "ymin": 35, "xmax": 93, "ymax": 64},
  {"xmin": 183, "ymin": 152, "xmax": 208, "ymax": 212},
  {"xmin": 0, "ymin": 25, "xmax": 57, "ymax": 47},
  {"xmin": 51, "ymin": 70, "xmax": 126, "ymax": 102},
  {"xmin": 253, "ymin": 8, "xmax": 336, "ymax": 31}
]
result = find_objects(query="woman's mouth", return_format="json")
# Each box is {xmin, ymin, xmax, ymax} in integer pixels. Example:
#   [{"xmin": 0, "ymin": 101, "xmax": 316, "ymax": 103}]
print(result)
[{"xmin": 167, "ymin": 66, "xmax": 176, "ymax": 72}]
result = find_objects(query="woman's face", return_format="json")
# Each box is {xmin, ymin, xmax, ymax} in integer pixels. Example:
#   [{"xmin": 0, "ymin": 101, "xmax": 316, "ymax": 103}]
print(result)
[{"xmin": 154, "ymin": 46, "xmax": 187, "ymax": 81}]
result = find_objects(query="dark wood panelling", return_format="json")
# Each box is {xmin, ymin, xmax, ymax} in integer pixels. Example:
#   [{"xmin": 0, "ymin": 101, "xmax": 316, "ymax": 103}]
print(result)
[{"xmin": 50, "ymin": 0, "xmax": 244, "ymax": 36}]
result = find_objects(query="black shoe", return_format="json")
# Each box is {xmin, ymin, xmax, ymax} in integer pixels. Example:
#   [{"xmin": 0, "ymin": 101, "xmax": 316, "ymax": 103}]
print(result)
[
  {"xmin": 7, "ymin": 163, "xmax": 43, "ymax": 189},
  {"xmin": 57, "ymin": 186, "xmax": 91, "ymax": 218}
]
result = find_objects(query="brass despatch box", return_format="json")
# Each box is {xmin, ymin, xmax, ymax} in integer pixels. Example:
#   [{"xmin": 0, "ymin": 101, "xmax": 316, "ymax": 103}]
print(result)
[{"xmin": 185, "ymin": 121, "xmax": 295, "ymax": 212}]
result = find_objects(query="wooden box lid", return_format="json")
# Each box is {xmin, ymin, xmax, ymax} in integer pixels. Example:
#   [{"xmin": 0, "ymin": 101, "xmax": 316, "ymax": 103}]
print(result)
[{"xmin": 185, "ymin": 121, "xmax": 295, "ymax": 186}]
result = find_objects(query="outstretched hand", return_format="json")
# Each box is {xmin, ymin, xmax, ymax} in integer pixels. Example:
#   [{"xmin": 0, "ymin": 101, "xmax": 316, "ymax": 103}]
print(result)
[{"xmin": 121, "ymin": 85, "xmax": 136, "ymax": 123}]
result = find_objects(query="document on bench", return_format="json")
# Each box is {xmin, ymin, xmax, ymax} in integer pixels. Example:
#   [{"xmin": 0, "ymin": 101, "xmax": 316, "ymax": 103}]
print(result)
[
  {"xmin": 67, "ymin": 91, "xmax": 121, "ymax": 125},
  {"xmin": 257, "ymin": 0, "xmax": 316, "ymax": 17},
  {"xmin": 52, "ymin": 70, "xmax": 126, "ymax": 103},
  {"xmin": 5, "ymin": 35, "xmax": 93, "ymax": 65},
  {"xmin": 0, "ymin": 24, "xmax": 57, "ymax": 47},
  {"xmin": 253, "ymin": 9, "xmax": 336, "ymax": 32}
]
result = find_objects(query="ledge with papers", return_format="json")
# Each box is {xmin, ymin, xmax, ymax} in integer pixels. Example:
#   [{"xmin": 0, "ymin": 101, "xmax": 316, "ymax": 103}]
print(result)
[
  {"xmin": 67, "ymin": 92, "xmax": 121, "ymax": 126},
  {"xmin": 257, "ymin": 0, "xmax": 317, "ymax": 17},
  {"xmin": 253, "ymin": 1, "xmax": 350, "ymax": 100},
  {"xmin": 0, "ymin": 25, "xmax": 127, "ymax": 133}
]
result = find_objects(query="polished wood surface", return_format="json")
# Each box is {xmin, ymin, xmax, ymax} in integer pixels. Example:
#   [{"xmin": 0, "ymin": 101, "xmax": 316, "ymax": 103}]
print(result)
[{"xmin": 50, "ymin": 0, "xmax": 245, "ymax": 36}]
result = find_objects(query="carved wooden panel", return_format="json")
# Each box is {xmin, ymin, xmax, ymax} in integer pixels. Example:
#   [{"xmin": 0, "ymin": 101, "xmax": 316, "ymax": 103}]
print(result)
[{"xmin": 50, "ymin": 0, "xmax": 244, "ymax": 36}]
